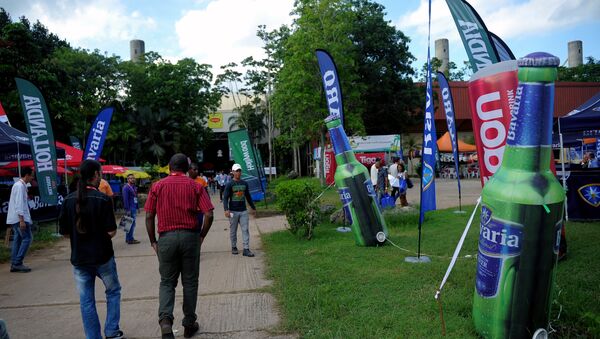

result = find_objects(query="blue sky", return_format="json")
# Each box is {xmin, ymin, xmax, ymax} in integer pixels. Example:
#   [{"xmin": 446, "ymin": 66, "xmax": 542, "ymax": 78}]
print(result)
[{"xmin": 2, "ymin": 0, "xmax": 599, "ymax": 77}]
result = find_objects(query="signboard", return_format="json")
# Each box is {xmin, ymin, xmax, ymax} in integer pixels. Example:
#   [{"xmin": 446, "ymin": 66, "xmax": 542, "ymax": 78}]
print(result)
[{"xmin": 208, "ymin": 113, "xmax": 223, "ymax": 129}]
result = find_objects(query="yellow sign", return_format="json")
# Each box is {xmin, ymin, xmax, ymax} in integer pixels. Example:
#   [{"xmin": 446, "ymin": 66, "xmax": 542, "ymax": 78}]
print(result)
[{"xmin": 208, "ymin": 113, "xmax": 223, "ymax": 129}]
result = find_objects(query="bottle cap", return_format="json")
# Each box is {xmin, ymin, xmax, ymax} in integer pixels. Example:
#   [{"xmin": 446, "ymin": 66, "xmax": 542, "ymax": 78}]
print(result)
[
  {"xmin": 518, "ymin": 52, "xmax": 560, "ymax": 67},
  {"xmin": 517, "ymin": 52, "xmax": 559, "ymax": 82}
]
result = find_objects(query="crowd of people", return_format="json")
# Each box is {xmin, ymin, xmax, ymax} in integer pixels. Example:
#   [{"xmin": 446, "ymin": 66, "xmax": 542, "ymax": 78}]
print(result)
[
  {"xmin": 369, "ymin": 157, "xmax": 410, "ymax": 208},
  {"xmin": 4, "ymin": 154, "xmax": 258, "ymax": 339}
]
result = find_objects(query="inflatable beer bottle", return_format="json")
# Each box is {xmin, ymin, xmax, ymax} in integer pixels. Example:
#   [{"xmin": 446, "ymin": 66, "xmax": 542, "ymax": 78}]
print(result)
[
  {"xmin": 473, "ymin": 52, "xmax": 565, "ymax": 338},
  {"xmin": 326, "ymin": 116, "xmax": 388, "ymax": 246}
]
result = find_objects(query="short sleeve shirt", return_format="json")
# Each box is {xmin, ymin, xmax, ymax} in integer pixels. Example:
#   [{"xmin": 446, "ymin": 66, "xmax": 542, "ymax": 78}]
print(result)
[{"xmin": 145, "ymin": 173, "xmax": 214, "ymax": 233}]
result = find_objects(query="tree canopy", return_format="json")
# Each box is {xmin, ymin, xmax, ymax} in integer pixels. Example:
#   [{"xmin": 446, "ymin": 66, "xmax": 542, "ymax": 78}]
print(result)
[{"xmin": 0, "ymin": 8, "xmax": 221, "ymax": 165}]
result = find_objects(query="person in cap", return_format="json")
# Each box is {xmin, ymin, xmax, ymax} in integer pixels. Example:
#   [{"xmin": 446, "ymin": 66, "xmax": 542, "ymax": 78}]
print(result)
[{"xmin": 223, "ymin": 163, "xmax": 257, "ymax": 257}]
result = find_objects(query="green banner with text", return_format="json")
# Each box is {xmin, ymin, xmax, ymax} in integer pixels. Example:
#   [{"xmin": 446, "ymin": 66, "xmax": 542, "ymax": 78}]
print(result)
[
  {"xmin": 15, "ymin": 78, "xmax": 59, "ymax": 205},
  {"xmin": 227, "ymin": 129, "xmax": 263, "ymax": 196}
]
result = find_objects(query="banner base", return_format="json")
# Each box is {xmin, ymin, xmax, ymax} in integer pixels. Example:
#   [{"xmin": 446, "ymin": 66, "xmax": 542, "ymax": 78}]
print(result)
[
  {"xmin": 51, "ymin": 233, "xmax": 62, "ymax": 238},
  {"xmin": 405, "ymin": 256, "xmax": 431, "ymax": 263},
  {"xmin": 453, "ymin": 210, "xmax": 466, "ymax": 214},
  {"xmin": 336, "ymin": 226, "xmax": 352, "ymax": 233}
]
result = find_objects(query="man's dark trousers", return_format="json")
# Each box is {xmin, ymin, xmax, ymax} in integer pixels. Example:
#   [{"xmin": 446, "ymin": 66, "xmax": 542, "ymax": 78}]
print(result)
[{"xmin": 157, "ymin": 230, "xmax": 200, "ymax": 326}]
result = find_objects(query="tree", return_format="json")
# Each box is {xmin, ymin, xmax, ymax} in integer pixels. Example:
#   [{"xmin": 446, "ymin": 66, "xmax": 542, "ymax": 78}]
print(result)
[
  {"xmin": 272, "ymin": 0, "xmax": 363, "ymax": 174},
  {"xmin": 558, "ymin": 57, "xmax": 600, "ymax": 82},
  {"xmin": 119, "ymin": 54, "xmax": 220, "ymax": 164},
  {"xmin": 350, "ymin": 0, "xmax": 422, "ymax": 134}
]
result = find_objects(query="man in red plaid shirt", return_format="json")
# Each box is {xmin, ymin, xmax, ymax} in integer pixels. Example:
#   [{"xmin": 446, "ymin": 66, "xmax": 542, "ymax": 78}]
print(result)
[{"xmin": 145, "ymin": 153, "xmax": 214, "ymax": 339}]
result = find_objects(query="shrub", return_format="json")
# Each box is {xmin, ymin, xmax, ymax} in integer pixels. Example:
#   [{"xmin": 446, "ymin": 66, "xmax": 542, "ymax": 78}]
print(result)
[{"xmin": 275, "ymin": 178, "xmax": 321, "ymax": 239}]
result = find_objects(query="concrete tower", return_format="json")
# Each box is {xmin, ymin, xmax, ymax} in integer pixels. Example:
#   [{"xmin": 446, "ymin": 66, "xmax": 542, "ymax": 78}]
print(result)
[
  {"xmin": 130, "ymin": 39, "xmax": 145, "ymax": 63},
  {"xmin": 435, "ymin": 38, "xmax": 449, "ymax": 75},
  {"xmin": 568, "ymin": 40, "xmax": 583, "ymax": 68}
]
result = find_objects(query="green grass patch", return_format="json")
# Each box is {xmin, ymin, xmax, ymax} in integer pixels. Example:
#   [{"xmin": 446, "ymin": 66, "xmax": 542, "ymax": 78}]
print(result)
[
  {"xmin": 263, "ymin": 206, "xmax": 600, "ymax": 338},
  {"xmin": 0, "ymin": 221, "xmax": 62, "ymax": 263}
]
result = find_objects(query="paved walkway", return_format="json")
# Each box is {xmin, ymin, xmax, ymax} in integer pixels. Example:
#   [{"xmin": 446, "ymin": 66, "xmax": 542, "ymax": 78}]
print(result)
[{"xmin": 0, "ymin": 192, "xmax": 293, "ymax": 339}]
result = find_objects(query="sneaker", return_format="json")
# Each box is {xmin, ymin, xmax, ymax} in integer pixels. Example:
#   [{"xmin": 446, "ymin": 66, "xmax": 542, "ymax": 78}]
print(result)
[
  {"xmin": 243, "ymin": 249, "xmax": 255, "ymax": 257},
  {"xmin": 10, "ymin": 264, "xmax": 31, "ymax": 273},
  {"xmin": 231, "ymin": 247, "xmax": 239, "ymax": 255},
  {"xmin": 183, "ymin": 322, "xmax": 199, "ymax": 338},
  {"xmin": 126, "ymin": 239, "xmax": 141, "ymax": 244},
  {"xmin": 106, "ymin": 330, "xmax": 125, "ymax": 339},
  {"xmin": 160, "ymin": 319, "xmax": 174, "ymax": 339}
]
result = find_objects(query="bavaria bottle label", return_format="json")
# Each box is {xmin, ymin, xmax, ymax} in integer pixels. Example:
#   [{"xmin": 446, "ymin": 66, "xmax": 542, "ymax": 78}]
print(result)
[
  {"xmin": 476, "ymin": 205, "xmax": 524, "ymax": 298},
  {"xmin": 338, "ymin": 187, "xmax": 353, "ymax": 225}
]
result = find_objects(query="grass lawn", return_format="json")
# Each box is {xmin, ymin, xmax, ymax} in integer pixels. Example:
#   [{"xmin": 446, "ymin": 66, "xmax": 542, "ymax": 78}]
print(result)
[
  {"xmin": 263, "ymin": 206, "xmax": 600, "ymax": 338},
  {"xmin": 0, "ymin": 221, "xmax": 63, "ymax": 263}
]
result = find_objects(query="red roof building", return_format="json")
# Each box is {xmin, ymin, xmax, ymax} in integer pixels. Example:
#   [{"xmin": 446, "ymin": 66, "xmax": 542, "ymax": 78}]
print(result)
[{"xmin": 425, "ymin": 81, "xmax": 600, "ymax": 133}]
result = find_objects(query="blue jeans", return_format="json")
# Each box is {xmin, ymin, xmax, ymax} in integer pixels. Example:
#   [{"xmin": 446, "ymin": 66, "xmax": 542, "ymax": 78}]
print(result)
[
  {"xmin": 73, "ymin": 257, "xmax": 122, "ymax": 339},
  {"xmin": 11, "ymin": 222, "xmax": 32, "ymax": 266},
  {"xmin": 126, "ymin": 209, "xmax": 136, "ymax": 242}
]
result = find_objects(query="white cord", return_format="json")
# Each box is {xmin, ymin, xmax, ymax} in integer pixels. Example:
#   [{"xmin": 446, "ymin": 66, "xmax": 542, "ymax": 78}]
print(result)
[{"xmin": 435, "ymin": 196, "xmax": 482, "ymax": 299}]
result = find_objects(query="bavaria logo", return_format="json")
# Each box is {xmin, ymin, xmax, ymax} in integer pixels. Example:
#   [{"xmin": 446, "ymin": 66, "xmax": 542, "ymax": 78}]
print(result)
[
  {"xmin": 478, "ymin": 205, "xmax": 522, "ymax": 256},
  {"xmin": 422, "ymin": 163, "xmax": 434, "ymax": 190},
  {"xmin": 578, "ymin": 184, "xmax": 600, "ymax": 207}
]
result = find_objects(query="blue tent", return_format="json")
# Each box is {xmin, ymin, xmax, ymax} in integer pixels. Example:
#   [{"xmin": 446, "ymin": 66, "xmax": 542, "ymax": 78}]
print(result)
[
  {"xmin": 554, "ymin": 91, "xmax": 600, "ymax": 147},
  {"xmin": 0, "ymin": 123, "xmax": 65, "ymax": 163}
]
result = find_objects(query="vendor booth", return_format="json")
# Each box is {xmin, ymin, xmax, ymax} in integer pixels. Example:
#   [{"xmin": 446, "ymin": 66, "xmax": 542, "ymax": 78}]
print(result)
[
  {"xmin": 436, "ymin": 132, "xmax": 478, "ymax": 179},
  {"xmin": 324, "ymin": 134, "xmax": 400, "ymax": 185},
  {"xmin": 554, "ymin": 91, "xmax": 600, "ymax": 220}
]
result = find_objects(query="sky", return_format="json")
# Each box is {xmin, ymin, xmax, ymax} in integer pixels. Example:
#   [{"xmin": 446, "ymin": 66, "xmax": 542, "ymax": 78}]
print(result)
[{"xmin": 2, "ymin": 0, "xmax": 599, "ymax": 77}]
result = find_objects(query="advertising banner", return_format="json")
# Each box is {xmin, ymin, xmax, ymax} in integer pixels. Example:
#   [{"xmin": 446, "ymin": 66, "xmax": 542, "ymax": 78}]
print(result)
[
  {"xmin": 325, "ymin": 148, "xmax": 385, "ymax": 185},
  {"xmin": 208, "ymin": 113, "xmax": 223, "ymax": 129},
  {"xmin": 420, "ymin": 12, "xmax": 438, "ymax": 225},
  {"xmin": 446, "ymin": 0, "xmax": 499, "ymax": 72},
  {"xmin": 437, "ymin": 72, "xmax": 462, "ymax": 198},
  {"xmin": 468, "ymin": 61, "xmax": 518, "ymax": 185},
  {"xmin": 84, "ymin": 107, "xmax": 114, "ymax": 160},
  {"xmin": 70, "ymin": 136, "xmax": 82, "ymax": 150},
  {"xmin": 15, "ymin": 78, "xmax": 59, "ymax": 205},
  {"xmin": 316, "ymin": 49, "xmax": 344, "ymax": 125},
  {"xmin": 0, "ymin": 101, "xmax": 11, "ymax": 125},
  {"xmin": 227, "ymin": 129, "xmax": 263, "ymax": 196}
]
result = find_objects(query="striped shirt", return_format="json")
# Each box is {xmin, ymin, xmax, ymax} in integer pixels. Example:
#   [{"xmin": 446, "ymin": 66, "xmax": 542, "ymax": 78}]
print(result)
[{"xmin": 144, "ymin": 172, "xmax": 214, "ymax": 234}]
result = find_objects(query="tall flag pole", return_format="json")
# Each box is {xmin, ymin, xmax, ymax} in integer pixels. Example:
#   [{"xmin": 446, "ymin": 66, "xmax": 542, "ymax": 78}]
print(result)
[
  {"xmin": 411, "ymin": 0, "xmax": 437, "ymax": 262},
  {"xmin": 436, "ymin": 72, "xmax": 462, "ymax": 212},
  {"xmin": 15, "ymin": 78, "xmax": 60, "ymax": 205},
  {"xmin": 83, "ymin": 107, "xmax": 114, "ymax": 160},
  {"xmin": 0, "ymin": 101, "xmax": 11, "ymax": 126}
]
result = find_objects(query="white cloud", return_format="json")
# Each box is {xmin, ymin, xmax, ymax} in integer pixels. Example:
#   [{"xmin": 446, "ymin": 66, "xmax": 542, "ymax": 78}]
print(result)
[
  {"xmin": 395, "ymin": 0, "xmax": 600, "ymax": 70},
  {"xmin": 175, "ymin": 0, "xmax": 294, "ymax": 71},
  {"xmin": 10, "ymin": 0, "xmax": 157, "ymax": 47},
  {"xmin": 398, "ymin": 0, "xmax": 600, "ymax": 48}
]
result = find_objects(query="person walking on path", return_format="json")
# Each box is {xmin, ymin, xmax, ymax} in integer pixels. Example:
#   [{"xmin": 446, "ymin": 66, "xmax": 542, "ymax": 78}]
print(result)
[
  {"xmin": 223, "ymin": 163, "xmax": 257, "ymax": 257},
  {"xmin": 59, "ymin": 160, "xmax": 125, "ymax": 339},
  {"xmin": 145, "ymin": 153, "xmax": 214, "ymax": 339},
  {"xmin": 122, "ymin": 173, "xmax": 140, "ymax": 244},
  {"xmin": 7, "ymin": 167, "xmax": 34, "ymax": 273},
  {"xmin": 216, "ymin": 171, "xmax": 226, "ymax": 202}
]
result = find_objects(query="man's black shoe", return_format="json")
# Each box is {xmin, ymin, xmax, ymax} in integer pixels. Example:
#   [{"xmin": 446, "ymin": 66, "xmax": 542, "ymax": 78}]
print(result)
[
  {"xmin": 184, "ymin": 322, "xmax": 199, "ymax": 338},
  {"xmin": 159, "ymin": 318, "xmax": 174, "ymax": 339},
  {"xmin": 105, "ymin": 330, "xmax": 125, "ymax": 339},
  {"xmin": 10, "ymin": 264, "xmax": 31, "ymax": 273},
  {"xmin": 243, "ymin": 249, "xmax": 255, "ymax": 257},
  {"xmin": 231, "ymin": 247, "xmax": 239, "ymax": 255}
]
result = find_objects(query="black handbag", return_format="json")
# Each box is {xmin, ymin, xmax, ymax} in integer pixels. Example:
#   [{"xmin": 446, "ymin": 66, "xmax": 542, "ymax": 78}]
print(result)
[{"xmin": 406, "ymin": 177, "xmax": 414, "ymax": 189}]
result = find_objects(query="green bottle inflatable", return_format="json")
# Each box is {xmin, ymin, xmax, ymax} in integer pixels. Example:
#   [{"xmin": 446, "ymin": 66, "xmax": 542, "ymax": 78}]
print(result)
[
  {"xmin": 326, "ymin": 116, "xmax": 388, "ymax": 246},
  {"xmin": 473, "ymin": 52, "xmax": 565, "ymax": 338}
]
